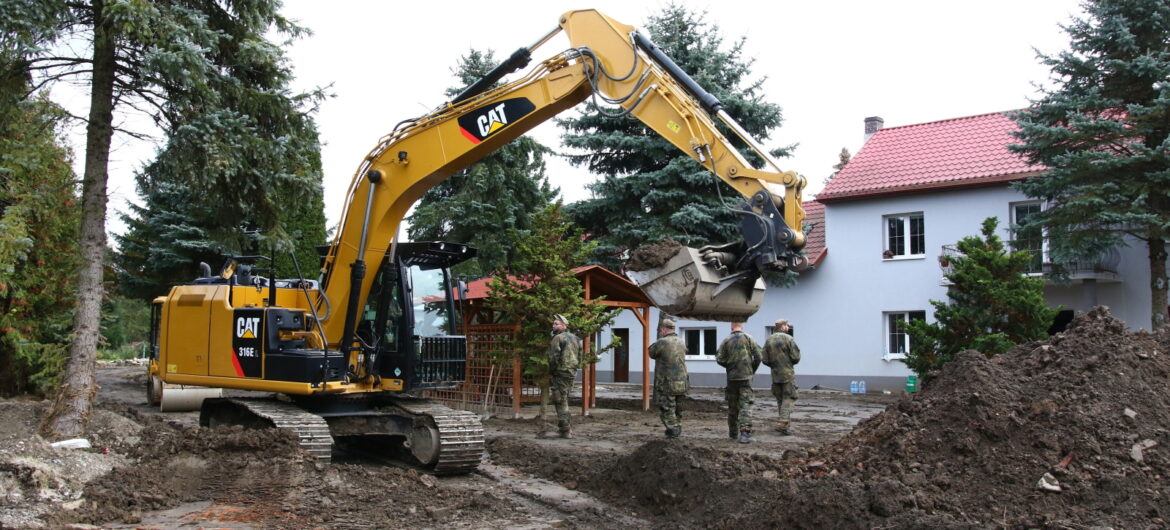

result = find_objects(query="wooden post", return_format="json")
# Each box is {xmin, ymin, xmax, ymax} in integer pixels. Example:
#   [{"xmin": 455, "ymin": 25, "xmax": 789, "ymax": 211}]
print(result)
[
  {"xmin": 581, "ymin": 332, "xmax": 592, "ymax": 416},
  {"xmin": 640, "ymin": 306, "xmax": 651, "ymax": 411},
  {"xmin": 512, "ymin": 355, "xmax": 522, "ymax": 419}
]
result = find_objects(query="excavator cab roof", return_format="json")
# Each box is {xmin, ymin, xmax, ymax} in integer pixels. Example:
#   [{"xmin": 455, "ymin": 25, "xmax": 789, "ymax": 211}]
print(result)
[{"xmin": 394, "ymin": 241, "xmax": 478, "ymax": 270}]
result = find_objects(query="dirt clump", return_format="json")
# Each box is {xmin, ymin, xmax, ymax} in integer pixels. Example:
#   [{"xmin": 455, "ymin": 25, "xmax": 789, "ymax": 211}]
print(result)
[
  {"xmin": 626, "ymin": 238, "xmax": 683, "ymax": 271},
  {"xmin": 550, "ymin": 306, "xmax": 1169, "ymax": 528}
]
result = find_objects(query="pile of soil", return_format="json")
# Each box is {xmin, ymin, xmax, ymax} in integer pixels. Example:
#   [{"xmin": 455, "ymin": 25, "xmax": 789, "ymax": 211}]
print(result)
[
  {"xmin": 625, "ymin": 238, "xmax": 683, "ymax": 272},
  {"xmin": 46, "ymin": 410, "xmax": 533, "ymax": 528},
  {"xmin": 520, "ymin": 307, "xmax": 1169, "ymax": 528},
  {"xmin": 0, "ymin": 402, "xmax": 137, "ymax": 529}
]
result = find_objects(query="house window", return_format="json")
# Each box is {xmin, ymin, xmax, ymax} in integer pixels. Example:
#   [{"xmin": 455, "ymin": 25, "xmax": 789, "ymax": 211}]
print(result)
[
  {"xmin": 764, "ymin": 325, "xmax": 794, "ymax": 338},
  {"xmin": 1011, "ymin": 201, "xmax": 1044, "ymax": 273},
  {"xmin": 885, "ymin": 213, "xmax": 925, "ymax": 258},
  {"xmin": 885, "ymin": 311, "xmax": 926, "ymax": 356},
  {"xmin": 682, "ymin": 327, "xmax": 717, "ymax": 357}
]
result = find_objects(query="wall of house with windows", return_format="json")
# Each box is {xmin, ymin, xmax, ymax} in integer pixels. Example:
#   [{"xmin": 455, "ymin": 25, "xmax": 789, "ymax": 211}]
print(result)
[{"xmin": 597, "ymin": 184, "xmax": 1163, "ymax": 391}]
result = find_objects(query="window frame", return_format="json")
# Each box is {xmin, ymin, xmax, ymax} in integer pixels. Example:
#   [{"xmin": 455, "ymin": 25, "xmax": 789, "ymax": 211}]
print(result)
[
  {"xmin": 681, "ymin": 327, "xmax": 718, "ymax": 358},
  {"xmin": 883, "ymin": 310, "xmax": 926, "ymax": 361},
  {"xmin": 883, "ymin": 212, "xmax": 926, "ymax": 260},
  {"xmin": 1010, "ymin": 200, "xmax": 1045, "ymax": 274}
]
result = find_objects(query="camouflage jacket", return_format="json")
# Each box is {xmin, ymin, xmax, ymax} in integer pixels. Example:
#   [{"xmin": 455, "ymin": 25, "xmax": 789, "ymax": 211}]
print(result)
[
  {"xmin": 763, "ymin": 332, "xmax": 800, "ymax": 384},
  {"xmin": 547, "ymin": 330, "xmax": 581, "ymax": 376},
  {"xmin": 650, "ymin": 332, "xmax": 689, "ymax": 395},
  {"xmin": 716, "ymin": 330, "xmax": 761, "ymax": 381}
]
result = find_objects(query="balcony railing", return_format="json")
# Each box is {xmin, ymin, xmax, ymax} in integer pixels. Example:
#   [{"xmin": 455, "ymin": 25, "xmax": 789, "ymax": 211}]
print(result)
[{"xmin": 938, "ymin": 245, "xmax": 1121, "ymax": 282}]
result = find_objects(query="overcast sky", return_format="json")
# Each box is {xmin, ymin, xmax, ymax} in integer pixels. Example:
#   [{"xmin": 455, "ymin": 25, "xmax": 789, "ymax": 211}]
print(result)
[{"xmin": 86, "ymin": 0, "xmax": 1084, "ymax": 236}]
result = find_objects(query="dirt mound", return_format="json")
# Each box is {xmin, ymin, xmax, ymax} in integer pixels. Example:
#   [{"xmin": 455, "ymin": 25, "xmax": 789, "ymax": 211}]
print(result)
[
  {"xmin": 43, "ymin": 407, "xmax": 532, "ymax": 528},
  {"xmin": 810, "ymin": 306, "xmax": 1170, "ymax": 528},
  {"xmin": 529, "ymin": 306, "xmax": 1169, "ymax": 528},
  {"xmin": 625, "ymin": 238, "xmax": 683, "ymax": 271},
  {"xmin": 51, "ymin": 411, "xmax": 313, "ymax": 526}
]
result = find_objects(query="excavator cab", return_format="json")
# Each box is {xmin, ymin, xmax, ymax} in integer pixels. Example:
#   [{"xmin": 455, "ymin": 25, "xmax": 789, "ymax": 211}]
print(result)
[{"xmin": 357, "ymin": 241, "xmax": 476, "ymax": 391}]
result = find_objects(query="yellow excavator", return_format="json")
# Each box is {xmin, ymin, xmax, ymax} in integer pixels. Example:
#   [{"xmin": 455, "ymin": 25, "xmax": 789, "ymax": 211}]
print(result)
[{"xmin": 145, "ymin": 9, "xmax": 807, "ymax": 474}]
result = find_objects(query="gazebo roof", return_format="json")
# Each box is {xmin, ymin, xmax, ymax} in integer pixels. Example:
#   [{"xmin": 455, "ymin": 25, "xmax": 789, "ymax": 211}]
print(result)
[{"xmin": 458, "ymin": 265, "xmax": 652, "ymax": 305}]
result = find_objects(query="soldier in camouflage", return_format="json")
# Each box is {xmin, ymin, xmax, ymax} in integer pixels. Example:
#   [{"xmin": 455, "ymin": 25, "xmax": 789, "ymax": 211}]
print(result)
[
  {"xmin": 546, "ymin": 314, "xmax": 581, "ymax": 438},
  {"xmin": 649, "ymin": 318, "xmax": 689, "ymax": 438},
  {"xmin": 763, "ymin": 318, "xmax": 801, "ymax": 436},
  {"xmin": 716, "ymin": 321, "xmax": 762, "ymax": 444}
]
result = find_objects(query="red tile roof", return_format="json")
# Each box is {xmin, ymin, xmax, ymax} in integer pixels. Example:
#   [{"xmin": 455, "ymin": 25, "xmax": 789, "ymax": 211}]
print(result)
[
  {"xmin": 817, "ymin": 112, "xmax": 1045, "ymax": 202},
  {"xmin": 800, "ymin": 200, "xmax": 827, "ymax": 267},
  {"xmin": 456, "ymin": 265, "xmax": 651, "ymax": 304}
]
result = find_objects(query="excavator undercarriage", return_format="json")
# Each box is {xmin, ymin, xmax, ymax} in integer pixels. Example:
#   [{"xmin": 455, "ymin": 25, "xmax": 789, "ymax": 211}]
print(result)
[{"xmin": 200, "ymin": 396, "xmax": 484, "ymax": 474}]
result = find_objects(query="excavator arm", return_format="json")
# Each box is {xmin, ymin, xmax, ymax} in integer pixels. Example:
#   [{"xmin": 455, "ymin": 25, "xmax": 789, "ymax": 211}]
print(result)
[{"xmin": 318, "ymin": 9, "xmax": 807, "ymax": 349}]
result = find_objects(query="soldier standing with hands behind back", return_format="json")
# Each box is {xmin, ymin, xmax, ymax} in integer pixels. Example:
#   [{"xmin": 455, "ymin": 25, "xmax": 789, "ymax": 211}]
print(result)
[
  {"xmin": 763, "ymin": 318, "xmax": 800, "ymax": 436},
  {"xmin": 546, "ymin": 315, "xmax": 581, "ymax": 439},
  {"xmin": 649, "ymin": 318, "xmax": 688, "ymax": 439},
  {"xmin": 717, "ymin": 321, "xmax": 761, "ymax": 444}
]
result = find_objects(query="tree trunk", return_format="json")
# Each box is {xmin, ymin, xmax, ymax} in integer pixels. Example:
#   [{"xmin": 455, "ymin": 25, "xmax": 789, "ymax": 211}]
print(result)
[
  {"xmin": 1150, "ymin": 236, "xmax": 1168, "ymax": 330},
  {"xmin": 40, "ymin": 0, "xmax": 115, "ymax": 440}
]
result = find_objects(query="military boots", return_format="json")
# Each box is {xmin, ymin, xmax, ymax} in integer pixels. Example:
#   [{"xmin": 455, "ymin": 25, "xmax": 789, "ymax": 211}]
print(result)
[{"xmin": 737, "ymin": 431, "xmax": 753, "ymax": 444}]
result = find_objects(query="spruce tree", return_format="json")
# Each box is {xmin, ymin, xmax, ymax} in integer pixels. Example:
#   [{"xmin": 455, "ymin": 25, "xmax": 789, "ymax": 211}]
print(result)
[
  {"xmin": 1010, "ymin": 0, "xmax": 1170, "ymax": 329},
  {"xmin": 559, "ymin": 5, "xmax": 787, "ymax": 269},
  {"xmin": 484, "ymin": 204, "xmax": 617, "ymax": 417},
  {"xmin": 407, "ymin": 49, "xmax": 556, "ymax": 278},
  {"xmin": 903, "ymin": 218, "xmax": 1058, "ymax": 377}
]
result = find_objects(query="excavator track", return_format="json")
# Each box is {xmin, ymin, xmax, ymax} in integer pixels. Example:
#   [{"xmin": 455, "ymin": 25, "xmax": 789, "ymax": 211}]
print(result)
[
  {"xmin": 201, "ymin": 398, "xmax": 335, "ymax": 462},
  {"xmin": 388, "ymin": 399, "xmax": 485, "ymax": 475},
  {"xmin": 200, "ymin": 397, "xmax": 483, "ymax": 474}
]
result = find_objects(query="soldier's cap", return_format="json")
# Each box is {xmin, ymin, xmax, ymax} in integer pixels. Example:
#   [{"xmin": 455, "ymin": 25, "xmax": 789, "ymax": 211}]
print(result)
[
  {"xmin": 775, "ymin": 318, "xmax": 789, "ymax": 328},
  {"xmin": 553, "ymin": 314, "xmax": 569, "ymax": 325},
  {"xmin": 660, "ymin": 318, "xmax": 675, "ymax": 329}
]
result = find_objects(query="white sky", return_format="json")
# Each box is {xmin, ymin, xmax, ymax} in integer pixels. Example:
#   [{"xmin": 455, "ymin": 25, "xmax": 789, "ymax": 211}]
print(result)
[{"xmin": 75, "ymin": 0, "xmax": 1084, "ymax": 238}]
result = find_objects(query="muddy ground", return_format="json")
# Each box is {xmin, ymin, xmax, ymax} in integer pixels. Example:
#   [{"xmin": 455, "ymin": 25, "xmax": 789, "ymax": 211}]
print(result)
[{"xmin": 1, "ymin": 307, "xmax": 1167, "ymax": 528}]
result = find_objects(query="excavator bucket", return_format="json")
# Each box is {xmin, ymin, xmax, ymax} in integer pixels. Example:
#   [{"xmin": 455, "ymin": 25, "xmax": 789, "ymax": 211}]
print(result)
[{"xmin": 626, "ymin": 246, "xmax": 765, "ymax": 322}]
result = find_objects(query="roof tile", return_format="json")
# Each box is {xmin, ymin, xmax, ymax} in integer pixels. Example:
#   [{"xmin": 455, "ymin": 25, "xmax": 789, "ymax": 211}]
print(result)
[{"xmin": 819, "ymin": 112, "xmax": 1044, "ymax": 202}]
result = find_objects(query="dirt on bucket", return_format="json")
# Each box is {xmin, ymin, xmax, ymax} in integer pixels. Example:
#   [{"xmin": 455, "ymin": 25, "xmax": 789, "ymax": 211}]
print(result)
[{"xmin": 625, "ymin": 238, "xmax": 684, "ymax": 272}]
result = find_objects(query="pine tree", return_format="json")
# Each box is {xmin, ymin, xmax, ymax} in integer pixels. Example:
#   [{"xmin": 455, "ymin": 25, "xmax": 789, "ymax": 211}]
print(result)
[
  {"xmin": 903, "ymin": 218, "xmax": 1058, "ymax": 377},
  {"xmin": 560, "ymin": 5, "xmax": 787, "ymax": 269},
  {"xmin": 407, "ymin": 49, "xmax": 556, "ymax": 278},
  {"xmin": 484, "ymin": 204, "xmax": 617, "ymax": 416},
  {"xmin": 1010, "ymin": 0, "xmax": 1170, "ymax": 329}
]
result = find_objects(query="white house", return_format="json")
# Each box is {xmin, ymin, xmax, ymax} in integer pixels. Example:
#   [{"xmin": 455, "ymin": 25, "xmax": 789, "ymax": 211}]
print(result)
[{"xmin": 595, "ymin": 112, "xmax": 1162, "ymax": 392}]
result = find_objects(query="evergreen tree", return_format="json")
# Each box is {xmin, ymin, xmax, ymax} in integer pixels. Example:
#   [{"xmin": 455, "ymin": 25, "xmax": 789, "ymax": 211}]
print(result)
[
  {"xmin": 560, "ymin": 4, "xmax": 787, "ymax": 270},
  {"xmin": 114, "ymin": 131, "xmax": 327, "ymax": 300},
  {"xmin": 407, "ymin": 49, "xmax": 556, "ymax": 278},
  {"xmin": 903, "ymin": 218, "xmax": 1058, "ymax": 377},
  {"xmin": 1010, "ymin": 0, "xmax": 1170, "ymax": 329},
  {"xmin": 0, "ymin": 0, "xmax": 323, "ymax": 438},
  {"xmin": 484, "ymin": 204, "xmax": 617, "ymax": 417},
  {"xmin": 0, "ymin": 93, "xmax": 80, "ymax": 396}
]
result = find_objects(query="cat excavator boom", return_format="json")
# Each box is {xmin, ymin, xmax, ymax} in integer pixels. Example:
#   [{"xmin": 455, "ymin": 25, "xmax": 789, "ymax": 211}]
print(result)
[{"xmin": 146, "ymin": 9, "xmax": 806, "ymax": 474}]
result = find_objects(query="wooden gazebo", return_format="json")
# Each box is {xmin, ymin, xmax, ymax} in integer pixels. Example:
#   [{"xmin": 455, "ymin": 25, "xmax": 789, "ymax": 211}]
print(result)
[{"xmin": 428, "ymin": 265, "xmax": 655, "ymax": 417}]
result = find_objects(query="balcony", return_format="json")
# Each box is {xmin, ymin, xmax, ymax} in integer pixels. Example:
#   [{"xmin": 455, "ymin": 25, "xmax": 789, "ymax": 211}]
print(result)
[{"xmin": 938, "ymin": 245, "xmax": 1121, "ymax": 284}]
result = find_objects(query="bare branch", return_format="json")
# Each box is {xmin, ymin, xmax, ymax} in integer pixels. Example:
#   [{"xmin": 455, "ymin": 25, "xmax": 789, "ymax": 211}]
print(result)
[{"xmin": 27, "ymin": 56, "xmax": 91, "ymax": 69}]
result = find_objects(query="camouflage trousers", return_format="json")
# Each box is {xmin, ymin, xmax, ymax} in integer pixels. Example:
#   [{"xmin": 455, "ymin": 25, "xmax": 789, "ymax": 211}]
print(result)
[
  {"xmin": 654, "ymin": 385, "xmax": 684, "ymax": 431},
  {"xmin": 772, "ymin": 381, "xmax": 798, "ymax": 428},
  {"xmin": 725, "ymin": 380, "xmax": 754, "ymax": 435},
  {"xmin": 550, "ymin": 371, "xmax": 576, "ymax": 431}
]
